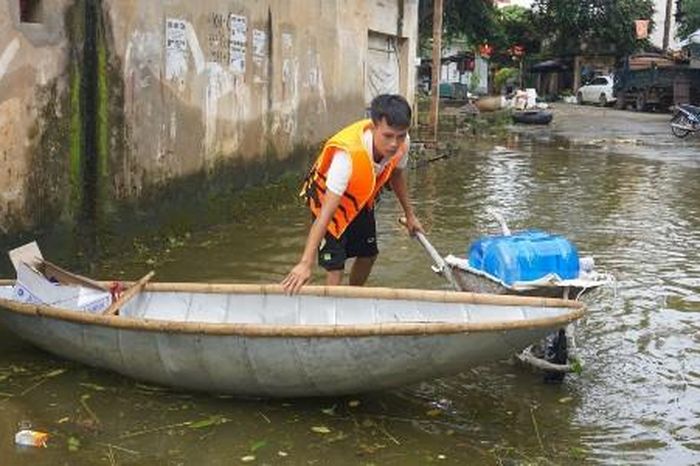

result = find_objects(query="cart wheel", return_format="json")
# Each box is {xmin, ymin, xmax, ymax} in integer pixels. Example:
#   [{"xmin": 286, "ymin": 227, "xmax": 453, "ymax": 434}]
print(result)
[
  {"xmin": 671, "ymin": 113, "xmax": 691, "ymax": 138},
  {"xmin": 543, "ymin": 328, "xmax": 568, "ymax": 383}
]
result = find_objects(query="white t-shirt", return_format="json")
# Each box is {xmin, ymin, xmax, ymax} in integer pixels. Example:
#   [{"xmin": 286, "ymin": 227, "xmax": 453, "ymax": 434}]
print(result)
[{"xmin": 325, "ymin": 129, "xmax": 409, "ymax": 195}]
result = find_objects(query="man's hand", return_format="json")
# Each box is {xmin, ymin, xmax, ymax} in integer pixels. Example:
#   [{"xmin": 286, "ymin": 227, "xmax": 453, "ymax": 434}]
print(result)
[
  {"xmin": 402, "ymin": 213, "xmax": 424, "ymax": 236},
  {"xmin": 282, "ymin": 261, "xmax": 313, "ymax": 295}
]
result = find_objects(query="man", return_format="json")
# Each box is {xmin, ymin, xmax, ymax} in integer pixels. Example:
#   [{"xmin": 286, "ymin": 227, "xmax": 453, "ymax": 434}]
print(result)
[{"xmin": 282, "ymin": 94, "xmax": 423, "ymax": 295}]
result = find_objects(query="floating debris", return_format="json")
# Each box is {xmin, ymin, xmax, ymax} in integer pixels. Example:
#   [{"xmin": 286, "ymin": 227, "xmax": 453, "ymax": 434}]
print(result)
[
  {"xmin": 310, "ymin": 426, "xmax": 331, "ymax": 434},
  {"xmin": 15, "ymin": 429, "xmax": 49, "ymax": 447}
]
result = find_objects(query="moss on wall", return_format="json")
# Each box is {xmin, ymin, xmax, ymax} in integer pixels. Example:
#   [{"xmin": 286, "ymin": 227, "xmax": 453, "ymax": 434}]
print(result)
[{"xmin": 69, "ymin": 61, "xmax": 82, "ymax": 213}]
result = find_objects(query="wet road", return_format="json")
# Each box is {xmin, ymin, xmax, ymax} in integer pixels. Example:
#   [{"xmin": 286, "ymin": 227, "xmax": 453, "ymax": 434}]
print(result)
[{"xmin": 1, "ymin": 105, "xmax": 699, "ymax": 464}]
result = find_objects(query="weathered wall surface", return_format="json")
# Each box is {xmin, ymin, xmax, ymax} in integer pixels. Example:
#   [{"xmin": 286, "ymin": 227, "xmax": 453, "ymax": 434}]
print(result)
[
  {"xmin": 0, "ymin": 0, "xmax": 417, "ymax": 236},
  {"xmin": 0, "ymin": 0, "xmax": 73, "ymax": 234}
]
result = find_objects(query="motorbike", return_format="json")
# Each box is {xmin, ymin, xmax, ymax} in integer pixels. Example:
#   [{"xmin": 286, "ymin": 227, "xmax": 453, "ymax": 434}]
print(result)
[{"xmin": 670, "ymin": 104, "xmax": 700, "ymax": 138}]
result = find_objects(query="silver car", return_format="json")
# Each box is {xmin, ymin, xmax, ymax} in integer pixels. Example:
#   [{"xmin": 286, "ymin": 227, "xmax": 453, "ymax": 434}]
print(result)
[{"xmin": 576, "ymin": 75, "xmax": 616, "ymax": 106}]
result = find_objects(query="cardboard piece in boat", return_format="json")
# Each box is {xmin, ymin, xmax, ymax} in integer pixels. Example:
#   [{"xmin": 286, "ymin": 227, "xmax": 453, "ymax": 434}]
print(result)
[
  {"xmin": 8, "ymin": 241, "xmax": 43, "ymax": 271},
  {"xmin": 8, "ymin": 242, "xmax": 111, "ymax": 313},
  {"xmin": 8, "ymin": 241, "xmax": 108, "ymax": 291},
  {"xmin": 12, "ymin": 263, "xmax": 111, "ymax": 313}
]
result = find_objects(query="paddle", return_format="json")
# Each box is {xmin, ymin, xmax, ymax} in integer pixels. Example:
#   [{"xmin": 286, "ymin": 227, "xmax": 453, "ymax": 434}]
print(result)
[
  {"xmin": 398, "ymin": 217, "xmax": 460, "ymax": 291},
  {"xmin": 102, "ymin": 271, "xmax": 155, "ymax": 316}
]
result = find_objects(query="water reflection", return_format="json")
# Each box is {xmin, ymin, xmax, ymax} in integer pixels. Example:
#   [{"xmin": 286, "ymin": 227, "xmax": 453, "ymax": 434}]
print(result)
[{"xmin": 1, "ymin": 134, "xmax": 699, "ymax": 464}]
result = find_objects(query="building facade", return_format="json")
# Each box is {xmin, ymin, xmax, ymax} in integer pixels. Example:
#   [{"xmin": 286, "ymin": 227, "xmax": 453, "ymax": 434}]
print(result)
[{"xmin": 0, "ymin": 0, "xmax": 418, "ymax": 236}]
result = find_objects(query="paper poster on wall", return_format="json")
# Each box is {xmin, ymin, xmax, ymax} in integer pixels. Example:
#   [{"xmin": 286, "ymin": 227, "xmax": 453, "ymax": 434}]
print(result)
[
  {"xmin": 252, "ymin": 29, "xmax": 267, "ymax": 82},
  {"xmin": 252, "ymin": 29, "xmax": 266, "ymax": 57},
  {"xmin": 207, "ymin": 13, "xmax": 229, "ymax": 64},
  {"xmin": 166, "ymin": 18, "xmax": 187, "ymax": 51},
  {"xmin": 229, "ymin": 14, "xmax": 247, "ymax": 43},
  {"xmin": 229, "ymin": 14, "xmax": 247, "ymax": 74},
  {"xmin": 165, "ymin": 18, "xmax": 188, "ymax": 80}
]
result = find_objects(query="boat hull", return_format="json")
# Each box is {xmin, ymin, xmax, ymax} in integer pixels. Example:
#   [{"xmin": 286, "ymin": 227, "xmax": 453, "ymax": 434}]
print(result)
[
  {"xmin": 0, "ymin": 283, "xmax": 583, "ymax": 397},
  {"xmin": 451, "ymin": 266, "xmax": 588, "ymax": 299},
  {"xmin": 0, "ymin": 311, "xmax": 557, "ymax": 397}
]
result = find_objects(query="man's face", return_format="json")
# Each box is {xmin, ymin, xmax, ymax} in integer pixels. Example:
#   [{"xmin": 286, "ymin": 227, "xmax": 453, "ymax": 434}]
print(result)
[{"xmin": 371, "ymin": 118, "xmax": 408, "ymax": 160}]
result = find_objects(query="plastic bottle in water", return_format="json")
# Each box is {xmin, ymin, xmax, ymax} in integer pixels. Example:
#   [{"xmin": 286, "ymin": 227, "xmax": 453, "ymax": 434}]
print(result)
[{"xmin": 15, "ymin": 421, "xmax": 49, "ymax": 448}]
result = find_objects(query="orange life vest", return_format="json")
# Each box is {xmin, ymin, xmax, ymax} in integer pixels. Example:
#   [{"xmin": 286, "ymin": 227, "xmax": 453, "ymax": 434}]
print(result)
[{"xmin": 301, "ymin": 119, "xmax": 407, "ymax": 239}]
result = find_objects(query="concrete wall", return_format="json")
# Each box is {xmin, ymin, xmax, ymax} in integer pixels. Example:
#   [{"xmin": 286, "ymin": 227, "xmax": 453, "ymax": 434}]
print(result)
[
  {"xmin": 0, "ymin": 0, "xmax": 73, "ymax": 234},
  {"xmin": 0, "ymin": 0, "xmax": 418, "ymax": 235}
]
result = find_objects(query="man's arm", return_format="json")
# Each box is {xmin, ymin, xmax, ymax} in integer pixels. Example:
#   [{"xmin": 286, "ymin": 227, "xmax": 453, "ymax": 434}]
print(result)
[
  {"xmin": 390, "ymin": 168, "xmax": 424, "ymax": 234},
  {"xmin": 282, "ymin": 191, "xmax": 342, "ymax": 295}
]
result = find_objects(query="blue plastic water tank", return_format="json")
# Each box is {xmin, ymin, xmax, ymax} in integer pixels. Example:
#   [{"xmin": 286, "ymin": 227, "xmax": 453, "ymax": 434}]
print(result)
[{"xmin": 468, "ymin": 230, "xmax": 580, "ymax": 285}]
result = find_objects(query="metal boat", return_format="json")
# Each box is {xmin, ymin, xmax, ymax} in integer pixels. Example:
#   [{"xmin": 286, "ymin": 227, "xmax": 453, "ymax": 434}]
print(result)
[{"xmin": 0, "ymin": 280, "xmax": 584, "ymax": 397}]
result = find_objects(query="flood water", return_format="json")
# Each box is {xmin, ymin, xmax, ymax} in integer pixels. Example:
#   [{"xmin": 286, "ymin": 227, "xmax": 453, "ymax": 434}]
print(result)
[{"xmin": 1, "ymin": 126, "xmax": 700, "ymax": 465}]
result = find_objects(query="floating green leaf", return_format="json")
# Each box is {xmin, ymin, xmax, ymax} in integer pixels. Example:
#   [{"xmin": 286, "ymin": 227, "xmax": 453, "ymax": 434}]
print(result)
[
  {"xmin": 45, "ymin": 369, "xmax": 67, "ymax": 378},
  {"xmin": 250, "ymin": 440, "xmax": 267, "ymax": 452},
  {"xmin": 571, "ymin": 358, "xmax": 584, "ymax": 374},
  {"xmin": 321, "ymin": 405, "xmax": 336, "ymax": 415},
  {"xmin": 188, "ymin": 415, "xmax": 229, "ymax": 429},
  {"xmin": 67, "ymin": 436, "xmax": 81, "ymax": 452},
  {"xmin": 79, "ymin": 382, "xmax": 106, "ymax": 391}
]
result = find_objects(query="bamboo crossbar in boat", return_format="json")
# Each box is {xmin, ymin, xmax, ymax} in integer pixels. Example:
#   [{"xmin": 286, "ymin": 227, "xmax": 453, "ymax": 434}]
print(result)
[{"xmin": 103, "ymin": 271, "xmax": 155, "ymax": 316}]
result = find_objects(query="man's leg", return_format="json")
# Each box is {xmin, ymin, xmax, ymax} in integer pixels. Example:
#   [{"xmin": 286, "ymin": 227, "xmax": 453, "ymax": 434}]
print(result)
[
  {"xmin": 349, "ymin": 255, "xmax": 377, "ymax": 286},
  {"xmin": 318, "ymin": 229, "xmax": 347, "ymax": 286},
  {"xmin": 346, "ymin": 207, "xmax": 379, "ymax": 286},
  {"xmin": 326, "ymin": 269, "xmax": 344, "ymax": 286}
]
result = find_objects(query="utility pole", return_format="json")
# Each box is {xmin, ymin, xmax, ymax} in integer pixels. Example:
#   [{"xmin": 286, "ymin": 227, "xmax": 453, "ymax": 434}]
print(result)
[
  {"xmin": 429, "ymin": 0, "xmax": 443, "ymax": 141},
  {"xmin": 663, "ymin": 0, "xmax": 673, "ymax": 51}
]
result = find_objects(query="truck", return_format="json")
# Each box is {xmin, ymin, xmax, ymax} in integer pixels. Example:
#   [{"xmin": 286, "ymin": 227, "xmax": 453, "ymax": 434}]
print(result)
[{"xmin": 613, "ymin": 53, "xmax": 700, "ymax": 112}]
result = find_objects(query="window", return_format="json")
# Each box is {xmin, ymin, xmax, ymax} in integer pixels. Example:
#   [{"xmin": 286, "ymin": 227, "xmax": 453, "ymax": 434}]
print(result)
[
  {"xmin": 590, "ymin": 78, "xmax": 607, "ymax": 86},
  {"xmin": 19, "ymin": 0, "xmax": 42, "ymax": 23}
]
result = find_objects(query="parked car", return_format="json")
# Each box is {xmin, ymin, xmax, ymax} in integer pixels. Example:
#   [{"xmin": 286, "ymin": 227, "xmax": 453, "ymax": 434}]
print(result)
[{"xmin": 576, "ymin": 75, "xmax": 616, "ymax": 106}]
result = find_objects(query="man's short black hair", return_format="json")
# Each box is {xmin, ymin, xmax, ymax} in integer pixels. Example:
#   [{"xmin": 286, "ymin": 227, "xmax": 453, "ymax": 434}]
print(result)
[{"xmin": 370, "ymin": 94, "xmax": 412, "ymax": 129}]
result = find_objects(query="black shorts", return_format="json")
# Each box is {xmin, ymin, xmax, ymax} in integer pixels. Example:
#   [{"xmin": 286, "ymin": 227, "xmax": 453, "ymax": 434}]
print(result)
[{"xmin": 318, "ymin": 207, "xmax": 379, "ymax": 271}]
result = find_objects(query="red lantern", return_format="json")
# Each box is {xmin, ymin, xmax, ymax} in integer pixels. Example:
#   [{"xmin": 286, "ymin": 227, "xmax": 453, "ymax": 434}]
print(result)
[
  {"xmin": 479, "ymin": 43, "xmax": 493, "ymax": 58},
  {"xmin": 635, "ymin": 19, "xmax": 650, "ymax": 39},
  {"xmin": 511, "ymin": 45, "xmax": 525, "ymax": 57}
]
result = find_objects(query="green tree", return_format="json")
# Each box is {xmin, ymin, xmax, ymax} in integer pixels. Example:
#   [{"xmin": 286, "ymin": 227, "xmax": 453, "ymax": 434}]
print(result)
[
  {"xmin": 418, "ymin": 0, "xmax": 498, "ymax": 51},
  {"xmin": 532, "ymin": 0, "xmax": 655, "ymax": 56},
  {"xmin": 677, "ymin": 0, "xmax": 700, "ymax": 39},
  {"xmin": 491, "ymin": 6, "xmax": 541, "ymax": 65}
]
